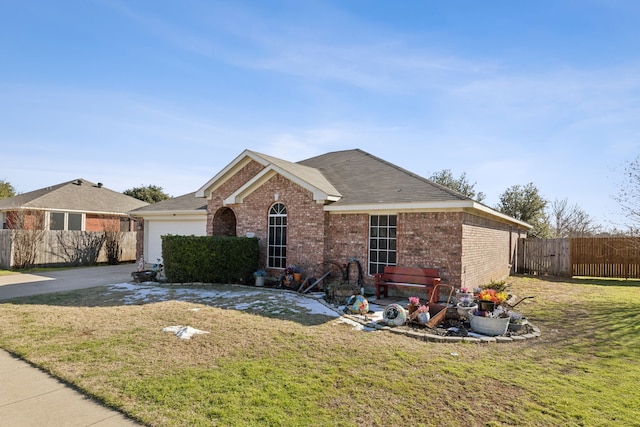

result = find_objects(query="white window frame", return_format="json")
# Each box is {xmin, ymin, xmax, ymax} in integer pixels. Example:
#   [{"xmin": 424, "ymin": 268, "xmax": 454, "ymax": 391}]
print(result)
[
  {"xmin": 48, "ymin": 211, "xmax": 85, "ymax": 231},
  {"xmin": 267, "ymin": 203, "xmax": 287, "ymax": 269},
  {"xmin": 368, "ymin": 214, "xmax": 397, "ymax": 275}
]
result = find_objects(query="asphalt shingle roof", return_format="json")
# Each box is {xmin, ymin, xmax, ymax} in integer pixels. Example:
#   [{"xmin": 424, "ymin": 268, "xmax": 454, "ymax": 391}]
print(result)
[
  {"xmin": 298, "ymin": 149, "xmax": 469, "ymax": 206},
  {"xmin": 130, "ymin": 192, "xmax": 207, "ymax": 213},
  {"xmin": 0, "ymin": 179, "xmax": 148, "ymax": 214}
]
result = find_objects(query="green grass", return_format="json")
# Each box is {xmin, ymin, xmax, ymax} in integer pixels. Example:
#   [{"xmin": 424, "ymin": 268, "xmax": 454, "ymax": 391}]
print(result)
[
  {"xmin": 0, "ymin": 269, "xmax": 20, "ymax": 276},
  {"xmin": 1, "ymin": 276, "xmax": 639, "ymax": 426}
]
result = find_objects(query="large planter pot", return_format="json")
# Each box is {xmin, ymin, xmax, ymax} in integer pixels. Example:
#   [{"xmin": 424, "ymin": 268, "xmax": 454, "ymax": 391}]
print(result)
[
  {"xmin": 456, "ymin": 302, "xmax": 478, "ymax": 319},
  {"xmin": 255, "ymin": 276, "xmax": 265, "ymax": 287},
  {"xmin": 469, "ymin": 314, "xmax": 510, "ymax": 336}
]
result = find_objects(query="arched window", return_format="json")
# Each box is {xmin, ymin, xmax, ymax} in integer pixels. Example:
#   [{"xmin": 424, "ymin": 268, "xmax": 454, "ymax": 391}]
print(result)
[{"xmin": 267, "ymin": 203, "xmax": 287, "ymax": 268}]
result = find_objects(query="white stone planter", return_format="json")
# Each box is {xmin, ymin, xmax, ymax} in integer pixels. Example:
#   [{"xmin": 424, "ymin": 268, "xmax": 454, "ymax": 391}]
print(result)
[
  {"xmin": 456, "ymin": 302, "xmax": 477, "ymax": 319},
  {"xmin": 469, "ymin": 314, "xmax": 510, "ymax": 336}
]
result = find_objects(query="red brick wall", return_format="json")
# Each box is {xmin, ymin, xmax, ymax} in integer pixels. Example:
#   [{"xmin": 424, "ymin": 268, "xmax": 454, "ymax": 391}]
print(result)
[
  {"xmin": 461, "ymin": 213, "xmax": 522, "ymax": 289},
  {"xmin": 206, "ymin": 160, "xmax": 264, "ymax": 235},
  {"xmin": 326, "ymin": 212, "xmax": 369, "ymax": 272},
  {"xmin": 5, "ymin": 210, "xmax": 45, "ymax": 230},
  {"xmin": 397, "ymin": 212, "xmax": 463, "ymax": 287},
  {"xmin": 207, "ymin": 161, "xmax": 326, "ymax": 276},
  {"xmin": 203, "ymin": 160, "xmax": 525, "ymax": 292},
  {"xmin": 85, "ymin": 214, "xmax": 121, "ymax": 232}
]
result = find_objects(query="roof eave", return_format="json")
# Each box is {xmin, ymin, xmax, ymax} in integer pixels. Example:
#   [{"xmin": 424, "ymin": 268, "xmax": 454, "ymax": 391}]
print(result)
[{"xmin": 324, "ymin": 200, "xmax": 532, "ymax": 229}]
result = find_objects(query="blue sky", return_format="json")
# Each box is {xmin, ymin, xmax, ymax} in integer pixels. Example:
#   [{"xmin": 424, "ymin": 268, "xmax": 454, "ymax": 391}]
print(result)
[{"xmin": 2, "ymin": 1, "xmax": 639, "ymax": 228}]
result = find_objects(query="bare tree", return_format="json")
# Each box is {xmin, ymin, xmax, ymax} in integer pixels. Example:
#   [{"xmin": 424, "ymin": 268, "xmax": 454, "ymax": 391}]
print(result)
[
  {"xmin": 55, "ymin": 231, "xmax": 106, "ymax": 266},
  {"xmin": 549, "ymin": 198, "xmax": 599, "ymax": 237},
  {"xmin": 10, "ymin": 210, "xmax": 46, "ymax": 269},
  {"xmin": 102, "ymin": 218, "xmax": 124, "ymax": 265},
  {"xmin": 615, "ymin": 154, "xmax": 640, "ymax": 229}
]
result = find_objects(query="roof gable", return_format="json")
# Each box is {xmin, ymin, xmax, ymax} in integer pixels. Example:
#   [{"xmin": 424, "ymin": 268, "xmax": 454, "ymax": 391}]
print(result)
[{"xmin": 195, "ymin": 150, "xmax": 341, "ymax": 203}]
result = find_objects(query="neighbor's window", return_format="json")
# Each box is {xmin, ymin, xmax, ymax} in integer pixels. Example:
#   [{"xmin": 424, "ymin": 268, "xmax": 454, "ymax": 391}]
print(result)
[
  {"xmin": 49, "ymin": 212, "xmax": 84, "ymax": 231},
  {"xmin": 68, "ymin": 213, "xmax": 82, "ymax": 231},
  {"xmin": 50, "ymin": 212, "xmax": 65, "ymax": 230},
  {"xmin": 267, "ymin": 203, "xmax": 287, "ymax": 269},
  {"xmin": 369, "ymin": 214, "xmax": 397, "ymax": 275}
]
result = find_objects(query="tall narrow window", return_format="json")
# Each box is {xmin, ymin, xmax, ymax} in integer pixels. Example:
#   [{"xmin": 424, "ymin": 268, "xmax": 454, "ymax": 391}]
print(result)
[
  {"xmin": 369, "ymin": 214, "xmax": 397, "ymax": 275},
  {"xmin": 267, "ymin": 203, "xmax": 287, "ymax": 269}
]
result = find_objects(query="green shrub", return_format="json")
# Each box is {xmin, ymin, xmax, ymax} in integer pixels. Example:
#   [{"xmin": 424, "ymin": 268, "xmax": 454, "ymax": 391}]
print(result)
[{"xmin": 161, "ymin": 235, "xmax": 259, "ymax": 284}]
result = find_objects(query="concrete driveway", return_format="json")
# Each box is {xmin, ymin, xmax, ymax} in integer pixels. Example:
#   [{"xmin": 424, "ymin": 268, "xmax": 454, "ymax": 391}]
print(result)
[{"xmin": 0, "ymin": 264, "xmax": 136, "ymax": 301}]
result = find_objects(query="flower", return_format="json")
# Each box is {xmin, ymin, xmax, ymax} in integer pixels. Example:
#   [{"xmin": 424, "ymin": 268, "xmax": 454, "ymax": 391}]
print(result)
[
  {"xmin": 408, "ymin": 296, "xmax": 420, "ymax": 306},
  {"xmin": 253, "ymin": 269, "xmax": 266, "ymax": 277},
  {"xmin": 477, "ymin": 288, "xmax": 508, "ymax": 305},
  {"xmin": 416, "ymin": 304, "xmax": 429, "ymax": 313},
  {"xmin": 460, "ymin": 287, "xmax": 469, "ymax": 293}
]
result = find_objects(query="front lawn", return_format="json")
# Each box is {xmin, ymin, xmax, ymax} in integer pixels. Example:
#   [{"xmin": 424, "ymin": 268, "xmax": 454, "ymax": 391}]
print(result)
[{"xmin": 0, "ymin": 276, "xmax": 638, "ymax": 426}]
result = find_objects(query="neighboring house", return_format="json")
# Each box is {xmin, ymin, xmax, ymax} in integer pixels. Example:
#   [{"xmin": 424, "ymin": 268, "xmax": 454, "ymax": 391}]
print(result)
[
  {"xmin": 154, "ymin": 148, "xmax": 530, "ymax": 291},
  {"xmin": 129, "ymin": 192, "xmax": 208, "ymax": 263},
  {"xmin": 0, "ymin": 179, "xmax": 148, "ymax": 232}
]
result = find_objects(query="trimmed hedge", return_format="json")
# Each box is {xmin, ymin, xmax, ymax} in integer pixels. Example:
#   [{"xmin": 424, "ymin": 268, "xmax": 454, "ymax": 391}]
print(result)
[{"xmin": 161, "ymin": 235, "xmax": 260, "ymax": 284}]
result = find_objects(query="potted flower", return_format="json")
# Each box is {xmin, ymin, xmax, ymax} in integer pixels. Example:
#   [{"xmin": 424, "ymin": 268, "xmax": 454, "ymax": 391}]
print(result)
[
  {"xmin": 456, "ymin": 288, "xmax": 477, "ymax": 320},
  {"xmin": 476, "ymin": 288, "xmax": 508, "ymax": 312},
  {"xmin": 285, "ymin": 265, "xmax": 302, "ymax": 282},
  {"xmin": 253, "ymin": 269, "xmax": 266, "ymax": 287},
  {"xmin": 415, "ymin": 304, "xmax": 430, "ymax": 325},
  {"xmin": 408, "ymin": 296, "xmax": 420, "ymax": 314},
  {"xmin": 468, "ymin": 287, "xmax": 511, "ymax": 336},
  {"xmin": 456, "ymin": 287, "xmax": 474, "ymax": 305}
]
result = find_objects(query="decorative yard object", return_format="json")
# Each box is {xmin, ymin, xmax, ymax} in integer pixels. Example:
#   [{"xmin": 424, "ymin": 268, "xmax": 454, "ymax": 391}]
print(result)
[
  {"xmin": 469, "ymin": 314, "xmax": 510, "ymax": 336},
  {"xmin": 383, "ymin": 304, "xmax": 407, "ymax": 326},
  {"xmin": 456, "ymin": 301, "xmax": 478, "ymax": 320},
  {"xmin": 253, "ymin": 269, "xmax": 266, "ymax": 287},
  {"xmin": 346, "ymin": 295, "xmax": 369, "ymax": 315}
]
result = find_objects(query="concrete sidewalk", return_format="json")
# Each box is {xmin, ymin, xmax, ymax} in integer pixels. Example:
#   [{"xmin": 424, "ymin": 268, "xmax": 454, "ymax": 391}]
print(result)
[
  {"xmin": 0, "ymin": 264, "xmax": 144, "ymax": 426},
  {"xmin": 0, "ymin": 350, "xmax": 142, "ymax": 426}
]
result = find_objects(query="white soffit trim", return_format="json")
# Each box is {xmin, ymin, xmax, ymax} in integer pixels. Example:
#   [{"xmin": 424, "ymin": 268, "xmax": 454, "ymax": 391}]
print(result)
[
  {"xmin": 325, "ymin": 200, "xmax": 532, "ymax": 229},
  {"xmin": 133, "ymin": 212, "xmax": 207, "ymax": 221},
  {"xmin": 224, "ymin": 164, "xmax": 338, "ymax": 205}
]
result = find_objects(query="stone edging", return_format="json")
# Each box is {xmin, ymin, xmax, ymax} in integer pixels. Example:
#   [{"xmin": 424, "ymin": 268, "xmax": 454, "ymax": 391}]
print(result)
[{"xmin": 340, "ymin": 313, "xmax": 542, "ymax": 343}]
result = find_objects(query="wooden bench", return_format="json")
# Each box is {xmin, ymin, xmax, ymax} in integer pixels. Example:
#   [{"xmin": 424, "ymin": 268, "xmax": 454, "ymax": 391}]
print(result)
[{"xmin": 374, "ymin": 266, "xmax": 441, "ymax": 300}]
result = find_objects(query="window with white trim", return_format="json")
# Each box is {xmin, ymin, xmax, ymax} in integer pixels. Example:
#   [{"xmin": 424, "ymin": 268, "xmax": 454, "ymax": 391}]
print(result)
[
  {"xmin": 267, "ymin": 203, "xmax": 287, "ymax": 269},
  {"xmin": 49, "ymin": 212, "xmax": 84, "ymax": 231},
  {"xmin": 369, "ymin": 214, "xmax": 397, "ymax": 275}
]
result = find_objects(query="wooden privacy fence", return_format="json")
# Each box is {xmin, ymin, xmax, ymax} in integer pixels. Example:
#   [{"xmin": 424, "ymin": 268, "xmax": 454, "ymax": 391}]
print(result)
[
  {"xmin": 518, "ymin": 238, "xmax": 570, "ymax": 277},
  {"xmin": 517, "ymin": 237, "xmax": 640, "ymax": 278},
  {"xmin": 571, "ymin": 237, "xmax": 640, "ymax": 278},
  {"xmin": 0, "ymin": 230, "xmax": 137, "ymax": 269}
]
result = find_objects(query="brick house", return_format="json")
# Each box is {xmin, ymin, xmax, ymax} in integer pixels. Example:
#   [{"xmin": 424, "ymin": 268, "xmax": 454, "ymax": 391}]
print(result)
[
  {"xmin": 193, "ymin": 149, "xmax": 531, "ymax": 291},
  {"xmin": 0, "ymin": 179, "xmax": 147, "ymax": 232}
]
